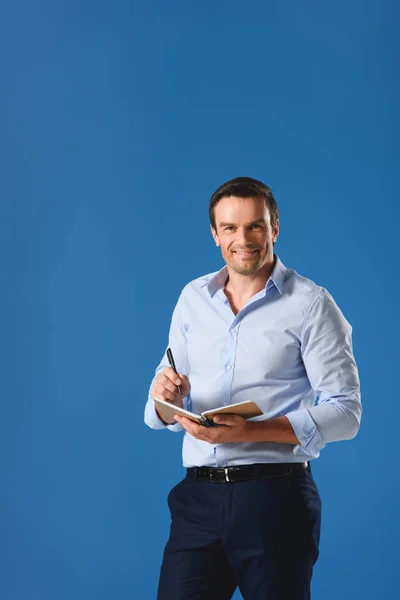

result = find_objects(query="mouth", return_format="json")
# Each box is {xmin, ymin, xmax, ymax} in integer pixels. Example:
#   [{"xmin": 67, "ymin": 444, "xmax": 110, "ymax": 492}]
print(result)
[{"xmin": 233, "ymin": 249, "xmax": 259, "ymax": 258}]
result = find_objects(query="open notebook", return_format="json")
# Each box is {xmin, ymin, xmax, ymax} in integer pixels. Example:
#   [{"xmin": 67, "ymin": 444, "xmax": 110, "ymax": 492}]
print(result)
[{"xmin": 153, "ymin": 397, "xmax": 263, "ymax": 427}]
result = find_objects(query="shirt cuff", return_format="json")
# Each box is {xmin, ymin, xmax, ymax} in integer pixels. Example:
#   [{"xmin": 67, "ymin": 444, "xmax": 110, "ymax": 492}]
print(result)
[{"xmin": 285, "ymin": 408, "xmax": 325, "ymax": 459}]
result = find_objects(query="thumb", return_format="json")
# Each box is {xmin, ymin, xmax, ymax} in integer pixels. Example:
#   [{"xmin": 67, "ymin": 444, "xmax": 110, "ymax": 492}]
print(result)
[
  {"xmin": 178, "ymin": 373, "xmax": 190, "ymax": 394},
  {"xmin": 213, "ymin": 414, "xmax": 238, "ymax": 426},
  {"xmin": 178, "ymin": 373, "xmax": 188, "ymax": 385}
]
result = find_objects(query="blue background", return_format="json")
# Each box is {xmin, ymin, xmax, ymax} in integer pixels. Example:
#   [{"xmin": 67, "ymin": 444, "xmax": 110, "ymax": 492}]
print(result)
[{"xmin": 1, "ymin": 1, "xmax": 399, "ymax": 598}]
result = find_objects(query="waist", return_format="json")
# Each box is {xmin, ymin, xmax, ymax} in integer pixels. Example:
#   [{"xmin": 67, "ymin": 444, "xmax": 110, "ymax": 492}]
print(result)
[
  {"xmin": 187, "ymin": 462, "xmax": 309, "ymax": 483},
  {"xmin": 181, "ymin": 436, "xmax": 319, "ymax": 466}
]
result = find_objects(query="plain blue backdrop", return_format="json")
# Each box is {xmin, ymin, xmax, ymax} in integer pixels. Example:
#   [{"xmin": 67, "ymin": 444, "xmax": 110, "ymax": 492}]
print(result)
[{"xmin": 1, "ymin": 1, "xmax": 399, "ymax": 598}]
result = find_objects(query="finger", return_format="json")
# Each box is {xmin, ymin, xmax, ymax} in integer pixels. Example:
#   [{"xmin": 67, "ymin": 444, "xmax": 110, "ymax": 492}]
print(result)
[
  {"xmin": 153, "ymin": 387, "xmax": 179, "ymax": 403},
  {"xmin": 157, "ymin": 373, "xmax": 180, "ymax": 394},
  {"xmin": 177, "ymin": 378, "xmax": 190, "ymax": 398},
  {"xmin": 180, "ymin": 421, "xmax": 222, "ymax": 444},
  {"xmin": 175, "ymin": 416, "xmax": 197, "ymax": 434},
  {"xmin": 175, "ymin": 415, "xmax": 190, "ymax": 433},
  {"xmin": 212, "ymin": 414, "xmax": 242, "ymax": 426},
  {"xmin": 176, "ymin": 417, "xmax": 210, "ymax": 441},
  {"xmin": 162, "ymin": 367, "xmax": 182, "ymax": 387}
]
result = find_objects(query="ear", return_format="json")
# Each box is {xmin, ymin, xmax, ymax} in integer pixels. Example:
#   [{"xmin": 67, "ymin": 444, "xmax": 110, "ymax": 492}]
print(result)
[
  {"xmin": 210, "ymin": 224, "xmax": 220, "ymax": 247},
  {"xmin": 272, "ymin": 219, "xmax": 280, "ymax": 244}
]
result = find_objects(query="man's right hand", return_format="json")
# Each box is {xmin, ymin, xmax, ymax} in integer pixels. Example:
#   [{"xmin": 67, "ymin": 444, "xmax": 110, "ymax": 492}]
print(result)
[{"xmin": 151, "ymin": 367, "xmax": 191, "ymax": 424}]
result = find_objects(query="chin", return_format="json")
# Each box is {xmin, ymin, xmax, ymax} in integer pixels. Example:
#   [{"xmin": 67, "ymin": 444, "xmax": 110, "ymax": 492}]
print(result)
[{"xmin": 231, "ymin": 263, "xmax": 261, "ymax": 276}]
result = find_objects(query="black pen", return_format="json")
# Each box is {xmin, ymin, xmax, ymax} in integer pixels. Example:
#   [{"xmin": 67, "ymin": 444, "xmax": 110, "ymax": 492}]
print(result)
[{"xmin": 166, "ymin": 348, "xmax": 183, "ymax": 396}]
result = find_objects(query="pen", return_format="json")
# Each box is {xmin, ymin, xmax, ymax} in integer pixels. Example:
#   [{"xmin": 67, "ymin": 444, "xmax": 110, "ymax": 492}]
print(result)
[{"xmin": 166, "ymin": 348, "xmax": 183, "ymax": 396}]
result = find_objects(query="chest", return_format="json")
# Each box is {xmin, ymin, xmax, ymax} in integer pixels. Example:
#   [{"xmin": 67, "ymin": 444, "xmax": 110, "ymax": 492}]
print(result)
[{"xmin": 184, "ymin": 297, "xmax": 304, "ymax": 378}]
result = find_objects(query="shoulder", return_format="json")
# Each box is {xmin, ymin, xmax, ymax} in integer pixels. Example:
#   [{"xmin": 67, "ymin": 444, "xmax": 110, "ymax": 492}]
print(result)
[
  {"xmin": 283, "ymin": 267, "xmax": 349, "ymax": 331},
  {"xmin": 283, "ymin": 266, "xmax": 326, "ymax": 304},
  {"xmin": 170, "ymin": 271, "xmax": 219, "ymax": 327},
  {"xmin": 282, "ymin": 266, "xmax": 344, "ymax": 327},
  {"xmin": 171, "ymin": 270, "xmax": 220, "ymax": 316},
  {"xmin": 179, "ymin": 270, "xmax": 221, "ymax": 297}
]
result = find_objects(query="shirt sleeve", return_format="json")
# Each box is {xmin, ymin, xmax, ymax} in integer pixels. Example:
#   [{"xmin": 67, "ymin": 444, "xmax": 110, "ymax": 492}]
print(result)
[
  {"xmin": 285, "ymin": 290, "xmax": 361, "ymax": 458},
  {"xmin": 144, "ymin": 292, "xmax": 190, "ymax": 433}
]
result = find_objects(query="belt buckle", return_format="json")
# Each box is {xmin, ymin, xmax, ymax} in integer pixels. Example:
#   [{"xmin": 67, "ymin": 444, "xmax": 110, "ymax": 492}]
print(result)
[{"xmin": 209, "ymin": 468, "xmax": 230, "ymax": 483}]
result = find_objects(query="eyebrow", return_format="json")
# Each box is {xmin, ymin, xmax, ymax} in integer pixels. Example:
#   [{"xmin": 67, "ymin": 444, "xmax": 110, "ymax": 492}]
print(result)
[{"xmin": 219, "ymin": 218, "xmax": 266, "ymax": 227}]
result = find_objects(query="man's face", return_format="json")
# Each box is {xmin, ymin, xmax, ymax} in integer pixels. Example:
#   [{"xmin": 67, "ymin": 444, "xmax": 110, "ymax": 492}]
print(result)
[{"xmin": 211, "ymin": 196, "xmax": 279, "ymax": 276}]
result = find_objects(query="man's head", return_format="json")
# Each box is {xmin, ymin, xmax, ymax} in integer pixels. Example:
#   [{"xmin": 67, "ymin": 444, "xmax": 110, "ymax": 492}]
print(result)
[{"xmin": 209, "ymin": 177, "xmax": 279, "ymax": 276}]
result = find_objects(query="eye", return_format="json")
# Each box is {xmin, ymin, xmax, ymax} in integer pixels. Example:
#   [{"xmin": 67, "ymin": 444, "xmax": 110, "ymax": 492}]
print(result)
[
  {"xmin": 249, "ymin": 224, "xmax": 262, "ymax": 229},
  {"xmin": 224, "ymin": 226, "xmax": 234, "ymax": 231}
]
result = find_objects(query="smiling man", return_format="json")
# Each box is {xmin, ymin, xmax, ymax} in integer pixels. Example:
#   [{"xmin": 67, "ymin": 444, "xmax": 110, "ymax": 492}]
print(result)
[{"xmin": 144, "ymin": 177, "xmax": 361, "ymax": 600}]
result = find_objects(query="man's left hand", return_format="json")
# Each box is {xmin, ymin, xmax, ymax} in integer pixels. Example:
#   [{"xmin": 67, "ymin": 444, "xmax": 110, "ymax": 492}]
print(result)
[{"xmin": 174, "ymin": 414, "xmax": 254, "ymax": 444}]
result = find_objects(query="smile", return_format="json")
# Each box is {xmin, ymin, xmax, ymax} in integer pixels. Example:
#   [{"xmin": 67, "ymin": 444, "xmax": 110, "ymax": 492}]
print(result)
[{"xmin": 233, "ymin": 250, "xmax": 259, "ymax": 258}]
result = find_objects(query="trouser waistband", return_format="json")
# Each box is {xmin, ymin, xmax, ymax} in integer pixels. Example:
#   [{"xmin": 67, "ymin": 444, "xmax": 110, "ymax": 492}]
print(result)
[{"xmin": 187, "ymin": 462, "xmax": 310, "ymax": 483}]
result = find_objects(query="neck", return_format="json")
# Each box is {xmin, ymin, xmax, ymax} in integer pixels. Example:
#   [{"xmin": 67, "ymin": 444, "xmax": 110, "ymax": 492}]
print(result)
[{"xmin": 224, "ymin": 257, "xmax": 276, "ymax": 303}]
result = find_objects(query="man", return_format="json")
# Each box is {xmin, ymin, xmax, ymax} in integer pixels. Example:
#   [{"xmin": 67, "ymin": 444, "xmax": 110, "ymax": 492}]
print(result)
[{"xmin": 144, "ymin": 177, "xmax": 361, "ymax": 600}]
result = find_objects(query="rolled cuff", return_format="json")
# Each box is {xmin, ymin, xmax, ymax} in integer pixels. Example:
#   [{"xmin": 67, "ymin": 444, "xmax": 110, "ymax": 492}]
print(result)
[{"xmin": 285, "ymin": 408, "xmax": 325, "ymax": 459}]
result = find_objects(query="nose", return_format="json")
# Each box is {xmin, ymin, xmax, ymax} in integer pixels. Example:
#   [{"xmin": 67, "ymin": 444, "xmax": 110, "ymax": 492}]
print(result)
[{"xmin": 236, "ymin": 227, "xmax": 253, "ymax": 246}]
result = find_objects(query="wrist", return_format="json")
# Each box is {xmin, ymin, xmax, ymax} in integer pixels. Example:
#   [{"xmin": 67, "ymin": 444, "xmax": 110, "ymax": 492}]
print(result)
[
  {"xmin": 246, "ymin": 420, "xmax": 265, "ymax": 443},
  {"xmin": 155, "ymin": 405, "xmax": 177, "ymax": 425},
  {"xmin": 251, "ymin": 417, "xmax": 299, "ymax": 445}
]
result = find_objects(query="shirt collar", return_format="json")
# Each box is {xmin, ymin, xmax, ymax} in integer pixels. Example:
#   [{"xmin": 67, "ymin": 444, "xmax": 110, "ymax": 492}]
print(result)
[{"xmin": 205, "ymin": 254, "xmax": 286, "ymax": 297}]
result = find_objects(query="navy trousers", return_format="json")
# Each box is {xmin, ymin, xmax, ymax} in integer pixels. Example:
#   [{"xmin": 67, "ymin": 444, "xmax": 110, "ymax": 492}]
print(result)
[{"xmin": 157, "ymin": 465, "xmax": 321, "ymax": 600}]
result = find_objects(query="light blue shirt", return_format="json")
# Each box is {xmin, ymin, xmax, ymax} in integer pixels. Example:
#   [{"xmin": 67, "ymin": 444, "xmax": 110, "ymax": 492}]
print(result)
[{"xmin": 144, "ymin": 255, "xmax": 361, "ymax": 468}]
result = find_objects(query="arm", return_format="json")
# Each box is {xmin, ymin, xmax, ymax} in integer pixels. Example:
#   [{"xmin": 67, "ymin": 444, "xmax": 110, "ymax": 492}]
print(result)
[
  {"xmin": 144, "ymin": 292, "xmax": 190, "ymax": 432},
  {"xmin": 250, "ymin": 416, "xmax": 300, "ymax": 444},
  {"xmin": 285, "ymin": 290, "xmax": 361, "ymax": 458},
  {"xmin": 175, "ymin": 413, "xmax": 300, "ymax": 445}
]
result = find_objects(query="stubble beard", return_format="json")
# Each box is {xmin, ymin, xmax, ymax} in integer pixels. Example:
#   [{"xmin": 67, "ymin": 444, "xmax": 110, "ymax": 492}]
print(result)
[
  {"xmin": 225, "ymin": 249, "xmax": 266, "ymax": 276},
  {"xmin": 230, "ymin": 262, "xmax": 263, "ymax": 276}
]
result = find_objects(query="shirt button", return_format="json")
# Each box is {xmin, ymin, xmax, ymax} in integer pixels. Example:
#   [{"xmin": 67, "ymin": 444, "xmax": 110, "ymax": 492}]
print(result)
[
  {"xmin": 222, "ymin": 402, "xmax": 228, "ymax": 406},
  {"xmin": 226, "ymin": 364, "xmax": 232, "ymax": 370}
]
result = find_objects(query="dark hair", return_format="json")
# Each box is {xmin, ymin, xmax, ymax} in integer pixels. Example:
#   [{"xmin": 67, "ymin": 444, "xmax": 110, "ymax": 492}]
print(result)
[{"xmin": 209, "ymin": 176, "xmax": 279, "ymax": 230}]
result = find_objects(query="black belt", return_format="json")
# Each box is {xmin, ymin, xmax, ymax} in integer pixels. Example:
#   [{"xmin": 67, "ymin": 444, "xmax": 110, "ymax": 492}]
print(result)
[{"xmin": 187, "ymin": 462, "xmax": 309, "ymax": 483}]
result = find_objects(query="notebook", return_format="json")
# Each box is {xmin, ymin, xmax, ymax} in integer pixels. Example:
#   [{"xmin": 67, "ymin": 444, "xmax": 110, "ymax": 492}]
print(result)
[{"xmin": 153, "ymin": 397, "xmax": 263, "ymax": 427}]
